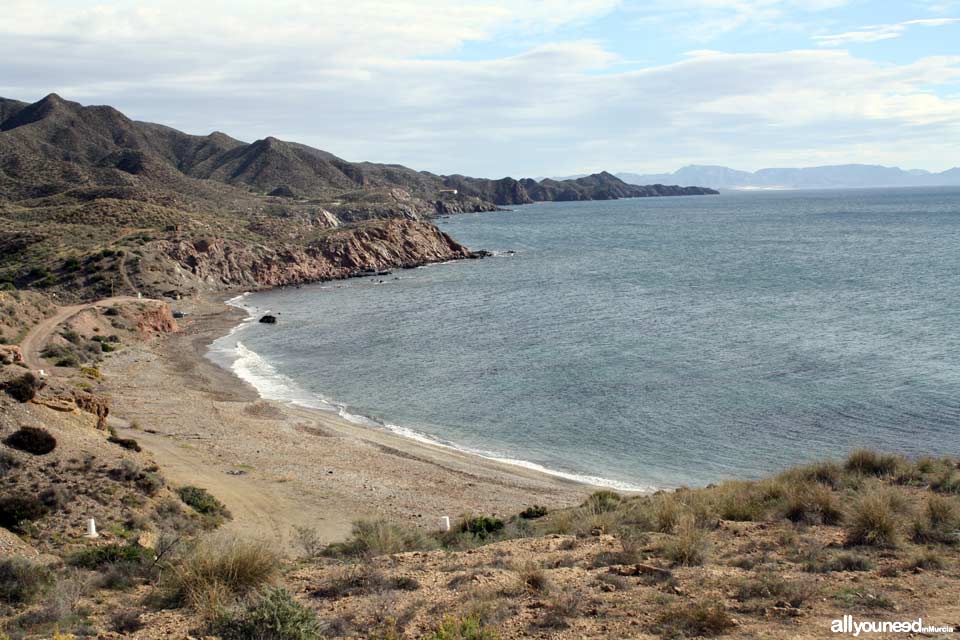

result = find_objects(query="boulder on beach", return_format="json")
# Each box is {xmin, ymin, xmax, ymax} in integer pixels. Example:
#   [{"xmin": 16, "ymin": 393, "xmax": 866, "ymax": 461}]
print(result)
[{"xmin": 259, "ymin": 314, "xmax": 277, "ymax": 324}]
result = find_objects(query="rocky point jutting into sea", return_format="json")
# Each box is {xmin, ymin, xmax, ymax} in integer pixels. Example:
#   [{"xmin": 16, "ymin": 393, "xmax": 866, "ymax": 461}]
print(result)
[{"xmin": 0, "ymin": 93, "xmax": 716, "ymax": 301}]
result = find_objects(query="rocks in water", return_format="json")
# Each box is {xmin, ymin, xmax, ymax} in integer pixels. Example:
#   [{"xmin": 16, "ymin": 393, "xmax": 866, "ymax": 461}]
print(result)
[{"xmin": 259, "ymin": 315, "xmax": 277, "ymax": 324}]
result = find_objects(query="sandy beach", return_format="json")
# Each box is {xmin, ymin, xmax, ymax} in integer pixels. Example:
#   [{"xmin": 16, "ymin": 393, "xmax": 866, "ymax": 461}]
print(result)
[{"xmin": 98, "ymin": 293, "xmax": 590, "ymax": 551}]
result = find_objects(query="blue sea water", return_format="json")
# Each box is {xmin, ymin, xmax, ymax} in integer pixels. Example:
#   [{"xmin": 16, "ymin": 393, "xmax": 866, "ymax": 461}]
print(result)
[{"xmin": 209, "ymin": 188, "xmax": 960, "ymax": 490}]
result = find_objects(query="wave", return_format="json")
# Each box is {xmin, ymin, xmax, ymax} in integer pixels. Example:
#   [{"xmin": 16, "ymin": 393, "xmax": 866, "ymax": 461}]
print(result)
[{"xmin": 210, "ymin": 296, "xmax": 652, "ymax": 493}]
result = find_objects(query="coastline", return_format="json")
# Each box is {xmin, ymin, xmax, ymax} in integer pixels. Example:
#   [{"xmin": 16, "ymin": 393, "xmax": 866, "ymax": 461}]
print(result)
[{"xmin": 99, "ymin": 291, "xmax": 592, "ymax": 549}]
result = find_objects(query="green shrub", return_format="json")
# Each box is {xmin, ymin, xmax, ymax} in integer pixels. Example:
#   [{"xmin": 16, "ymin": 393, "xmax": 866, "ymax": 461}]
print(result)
[
  {"xmin": 519, "ymin": 505, "xmax": 548, "ymax": 519},
  {"xmin": 3, "ymin": 426, "xmax": 57, "ymax": 455},
  {"xmin": 68, "ymin": 542, "xmax": 154, "ymax": 570},
  {"xmin": 845, "ymin": 450, "xmax": 900, "ymax": 476},
  {"xmin": 582, "ymin": 490, "xmax": 622, "ymax": 514},
  {"xmin": 0, "ymin": 557, "xmax": 52, "ymax": 603},
  {"xmin": 651, "ymin": 602, "xmax": 735, "ymax": 638},
  {"xmin": 213, "ymin": 587, "xmax": 322, "ymax": 640},
  {"xmin": 424, "ymin": 614, "xmax": 499, "ymax": 640},
  {"xmin": 460, "ymin": 515, "xmax": 505, "ymax": 539},
  {"xmin": 178, "ymin": 486, "xmax": 231, "ymax": 523},
  {"xmin": 0, "ymin": 493, "xmax": 50, "ymax": 529}
]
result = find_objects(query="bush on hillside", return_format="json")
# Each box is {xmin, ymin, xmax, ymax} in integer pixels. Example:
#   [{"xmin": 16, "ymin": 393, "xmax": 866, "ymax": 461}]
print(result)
[
  {"xmin": 3, "ymin": 426, "xmax": 57, "ymax": 455},
  {"xmin": 177, "ymin": 486, "xmax": 231, "ymax": 524},
  {"xmin": 0, "ymin": 493, "xmax": 50, "ymax": 529},
  {"xmin": 845, "ymin": 450, "xmax": 900, "ymax": 477},
  {"xmin": 846, "ymin": 489, "xmax": 906, "ymax": 547},
  {"xmin": 2, "ymin": 372, "xmax": 41, "ymax": 402},
  {"xmin": 324, "ymin": 519, "xmax": 436, "ymax": 557},
  {"xmin": 212, "ymin": 587, "xmax": 322, "ymax": 640},
  {"xmin": 0, "ymin": 557, "xmax": 53, "ymax": 604}
]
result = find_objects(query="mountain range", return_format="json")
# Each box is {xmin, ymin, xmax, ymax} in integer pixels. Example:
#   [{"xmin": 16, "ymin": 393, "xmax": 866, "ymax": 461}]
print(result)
[
  {"xmin": 615, "ymin": 164, "xmax": 960, "ymax": 191},
  {"xmin": 0, "ymin": 94, "xmax": 715, "ymax": 300}
]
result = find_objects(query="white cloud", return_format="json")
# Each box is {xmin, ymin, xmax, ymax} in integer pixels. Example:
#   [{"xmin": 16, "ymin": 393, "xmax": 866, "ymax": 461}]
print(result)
[
  {"xmin": 1, "ymin": 1, "xmax": 959, "ymax": 174},
  {"xmin": 814, "ymin": 16, "xmax": 960, "ymax": 46}
]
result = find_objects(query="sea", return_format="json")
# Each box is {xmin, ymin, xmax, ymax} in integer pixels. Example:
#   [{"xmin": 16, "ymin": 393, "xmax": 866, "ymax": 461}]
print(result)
[{"xmin": 208, "ymin": 187, "xmax": 960, "ymax": 491}]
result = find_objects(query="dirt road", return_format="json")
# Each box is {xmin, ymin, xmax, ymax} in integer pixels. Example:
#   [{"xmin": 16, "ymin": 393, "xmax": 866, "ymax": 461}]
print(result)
[{"xmin": 19, "ymin": 296, "xmax": 145, "ymax": 369}]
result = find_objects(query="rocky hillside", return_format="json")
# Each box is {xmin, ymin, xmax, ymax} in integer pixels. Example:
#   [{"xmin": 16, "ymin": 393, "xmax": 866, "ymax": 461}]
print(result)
[{"xmin": 0, "ymin": 93, "xmax": 715, "ymax": 300}]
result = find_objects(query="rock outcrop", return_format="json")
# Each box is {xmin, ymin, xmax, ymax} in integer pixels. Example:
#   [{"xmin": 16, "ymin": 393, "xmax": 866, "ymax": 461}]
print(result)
[{"xmin": 160, "ymin": 218, "xmax": 483, "ymax": 292}]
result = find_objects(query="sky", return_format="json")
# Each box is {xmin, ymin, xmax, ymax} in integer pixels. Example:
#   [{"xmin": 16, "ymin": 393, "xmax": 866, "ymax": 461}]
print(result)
[{"xmin": 1, "ymin": 0, "xmax": 959, "ymax": 177}]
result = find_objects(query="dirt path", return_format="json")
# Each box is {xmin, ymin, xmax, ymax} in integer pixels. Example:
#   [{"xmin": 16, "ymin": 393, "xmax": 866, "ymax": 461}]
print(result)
[
  {"xmin": 19, "ymin": 296, "xmax": 145, "ymax": 369},
  {"xmin": 108, "ymin": 416, "xmax": 348, "ymax": 550}
]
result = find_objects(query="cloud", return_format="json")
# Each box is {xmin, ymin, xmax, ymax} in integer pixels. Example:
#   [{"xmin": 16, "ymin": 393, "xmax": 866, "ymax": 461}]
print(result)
[
  {"xmin": 1, "ymin": 1, "xmax": 958, "ymax": 174},
  {"xmin": 814, "ymin": 16, "xmax": 960, "ymax": 46}
]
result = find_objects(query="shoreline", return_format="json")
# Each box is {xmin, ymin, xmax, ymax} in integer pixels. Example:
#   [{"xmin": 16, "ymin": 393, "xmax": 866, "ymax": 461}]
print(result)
[
  {"xmin": 216, "ymin": 290, "xmax": 654, "ymax": 493},
  {"xmin": 99, "ymin": 291, "xmax": 592, "ymax": 548}
]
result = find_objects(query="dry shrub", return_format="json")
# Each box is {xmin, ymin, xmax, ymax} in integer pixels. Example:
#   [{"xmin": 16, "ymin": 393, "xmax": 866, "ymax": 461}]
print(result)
[
  {"xmin": 326, "ymin": 519, "xmax": 436, "ymax": 557},
  {"xmin": 0, "ymin": 557, "xmax": 52, "ymax": 604},
  {"xmin": 517, "ymin": 563, "xmax": 551, "ymax": 594},
  {"xmin": 535, "ymin": 588, "xmax": 581, "ymax": 629},
  {"xmin": 845, "ymin": 450, "xmax": 900, "ymax": 477},
  {"xmin": 581, "ymin": 490, "xmax": 622, "ymax": 514},
  {"xmin": 734, "ymin": 572, "xmax": 817, "ymax": 608},
  {"xmin": 652, "ymin": 602, "xmax": 735, "ymax": 638},
  {"xmin": 713, "ymin": 481, "xmax": 770, "ymax": 522},
  {"xmin": 907, "ymin": 550, "xmax": 946, "ymax": 571},
  {"xmin": 911, "ymin": 495, "xmax": 960, "ymax": 545},
  {"xmin": 783, "ymin": 483, "xmax": 843, "ymax": 525},
  {"xmin": 167, "ymin": 535, "xmax": 279, "ymax": 618},
  {"xmin": 659, "ymin": 514, "xmax": 708, "ymax": 566},
  {"xmin": 846, "ymin": 489, "xmax": 907, "ymax": 547}
]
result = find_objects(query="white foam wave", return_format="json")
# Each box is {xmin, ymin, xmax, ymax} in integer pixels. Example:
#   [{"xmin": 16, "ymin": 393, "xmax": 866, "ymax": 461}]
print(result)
[{"xmin": 212, "ymin": 295, "xmax": 652, "ymax": 493}]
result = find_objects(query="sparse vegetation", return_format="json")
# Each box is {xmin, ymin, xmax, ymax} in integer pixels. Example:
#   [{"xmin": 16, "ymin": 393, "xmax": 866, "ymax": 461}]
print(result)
[
  {"xmin": 2, "ymin": 372, "xmax": 41, "ymax": 402},
  {"xmin": 325, "ymin": 519, "xmax": 436, "ymax": 557},
  {"xmin": 0, "ymin": 557, "xmax": 52, "ymax": 604},
  {"xmin": 846, "ymin": 449, "xmax": 900, "ymax": 477},
  {"xmin": 177, "ymin": 485, "xmax": 231, "ymax": 524},
  {"xmin": 658, "ymin": 514, "xmax": 708, "ymax": 566},
  {"xmin": 212, "ymin": 587, "xmax": 322, "ymax": 640},
  {"xmin": 424, "ymin": 614, "xmax": 499, "ymax": 640},
  {"xmin": 652, "ymin": 602, "xmax": 735, "ymax": 638},
  {"xmin": 845, "ymin": 488, "xmax": 907, "ymax": 547}
]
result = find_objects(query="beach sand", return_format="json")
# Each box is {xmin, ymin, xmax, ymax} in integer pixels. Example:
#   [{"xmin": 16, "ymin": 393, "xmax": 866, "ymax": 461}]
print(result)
[{"xmin": 99, "ymin": 294, "xmax": 590, "ymax": 551}]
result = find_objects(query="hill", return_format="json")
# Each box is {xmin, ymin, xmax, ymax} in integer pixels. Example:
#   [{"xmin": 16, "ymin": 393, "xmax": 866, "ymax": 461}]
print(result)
[
  {"xmin": 0, "ymin": 94, "xmax": 716, "ymax": 300},
  {"xmin": 619, "ymin": 164, "xmax": 960, "ymax": 190}
]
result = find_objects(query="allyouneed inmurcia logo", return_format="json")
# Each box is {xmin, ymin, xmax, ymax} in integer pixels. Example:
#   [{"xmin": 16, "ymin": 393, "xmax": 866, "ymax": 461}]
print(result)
[{"xmin": 831, "ymin": 615, "xmax": 955, "ymax": 636}]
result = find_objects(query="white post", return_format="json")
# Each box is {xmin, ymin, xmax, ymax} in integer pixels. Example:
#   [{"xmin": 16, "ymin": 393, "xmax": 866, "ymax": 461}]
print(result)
[
  {"xmin": 439, "ymin": 516, "xmax": 450, "ymax": 532},
  {"xmin": 86, "ymin": 518, "xmax": 99, "ymax": 538}
]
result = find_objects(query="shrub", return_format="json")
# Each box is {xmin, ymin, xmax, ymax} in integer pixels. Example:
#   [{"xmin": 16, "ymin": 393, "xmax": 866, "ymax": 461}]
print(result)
[
  {"xmin": 166, "ymin": 536, "xmax": 279, "ymax": 614},
  {"xmin": 734, "ymin": 573, "xmax": 816, "ymax": 608},
  {"xmin": 108, "ymin": 435, "xmax": 141, "ymax": 452},
  {"xmin": 460, "ymin": 515, "xmax": 505, "ymax": 539},
  {"xmin": 178, "ymin": 486, "xmax": 231, "ymax": 523},
  {"xmin": 213, "ymin": 587, "xmax": 322, "ymax": 640},
  {"xmin": 519, "ymin": 505, "xmax": 548, "ymax": 519},
  {"xmin": 0, "ymin": 450, "xmax": 20, "ymax": 475},
  {"xmin": 424, "ymin": 614, "xmax": 499, "ymax": 640},
  {"xmin": 0, "ymin": 557, "xmax": 52, "ymax": 603},
  {"xmin": 0, "ymin": 493, "xmax": 50, "ymax": 529},
  {"xmin": 803, "ymin": 552, "xmax": 872, "ymax": 573},
  {"xmin": 911, "ymin": 495, "xmax": 959, "ymax": 545},
  {"xmin": 791, "ymin": 461, "xmax": 845, "ymax": 489},
  {"xmin": 907, "ymin": 550, "xmax": 945, "ymax": 571},
  {"xmin": 582, "ymin": 490, "xmax": 622, "ymax": 514},
  {"xmin": 312, "ymin": 565, "xmax": 418, "ymax": 599},
  {"xmin": 293, "ymin": 526, "xmax": 324, "ymax": 559},
  {"xmin": 659, "ymin": 515, "xmax": 708, "ymax": 566},
  {"xmin": 783, "ymin": 483, "xmax": 843, "ymax": 525},
  {"xmin": 846, "ymin": 490, "xmax": 903, "ymax": 547},
  {"xmin": 535, "ymin": 588, "xmax": 581, "ymax": 629},
  {"xmin": 68, "ymin": 542, "xmax": 154, "ymax": 570},
  {"xmin": 845, "ymin": 450, "xmax": 900, "ymax": 476},
  {"xmin": 3, "ymin": 372, "xmax": 41, "ymax": 402},
  {"xmin": 713, "ymin": 482, "xmax": 770, "ymax": 522},
  {"xmin": 111, "ymin": 610, "xmax": 144, "ymax": 634},
  {"xmin": 518, "ymin": 563, "xmax": 551, "ymax": 594},
  {"xmin": 3, "ymin": 426, "xmax": 57, "ymax": 455},
  {"xmin": 324, "ymin": 519, "xmax": 435, "ymax": 557},
  {"xmin": 652, "ymin": 602, "xmax": 735, "ymax": 638}
]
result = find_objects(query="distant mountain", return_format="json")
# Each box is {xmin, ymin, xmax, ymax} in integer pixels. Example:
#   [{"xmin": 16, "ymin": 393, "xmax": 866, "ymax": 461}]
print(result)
[{"xmin": 617, "ymin": 164, "xmax": 960, "ymax": 190}]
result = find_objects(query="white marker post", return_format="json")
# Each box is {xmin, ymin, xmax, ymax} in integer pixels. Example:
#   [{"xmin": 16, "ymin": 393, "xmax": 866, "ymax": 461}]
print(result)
[
  {"xmin": 440, "ymin": 516, "xmax": 451, "ymax": 532},
  {"xmin": 85, "ymin": 518, "xmax": 99, "ymax": 538}
]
